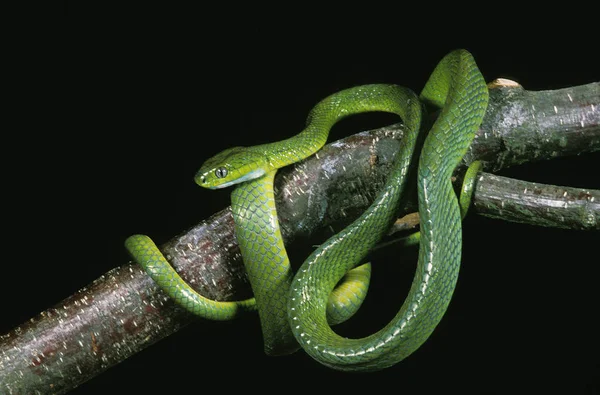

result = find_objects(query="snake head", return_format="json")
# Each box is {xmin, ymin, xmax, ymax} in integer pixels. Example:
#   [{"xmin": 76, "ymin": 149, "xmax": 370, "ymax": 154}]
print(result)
[{"xmin": 195, "ymin": 146, "xmax": 269, "ymax": 189}]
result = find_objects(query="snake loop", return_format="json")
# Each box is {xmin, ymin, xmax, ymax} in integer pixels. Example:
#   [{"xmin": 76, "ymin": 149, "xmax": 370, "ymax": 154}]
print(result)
[
  {"xmin": 125, "ymin": 49, "xmax": 489, "ymax": 371},
  {"xmin": 287, "ymin": 50, "xmax": 488, "ymax": 370}
]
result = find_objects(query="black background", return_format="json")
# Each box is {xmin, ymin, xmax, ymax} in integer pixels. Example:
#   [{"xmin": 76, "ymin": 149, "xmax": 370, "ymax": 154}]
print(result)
[{"xmin": 4, "ymin": 6, "xmax": 599, "ymax": 394}]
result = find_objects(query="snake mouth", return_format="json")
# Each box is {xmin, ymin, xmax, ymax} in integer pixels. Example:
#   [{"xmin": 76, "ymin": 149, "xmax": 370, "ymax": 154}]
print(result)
[
  {"xmin": 201, "ymin": 168, "xmax": 267, "ymax": 190},
  {"xmin": 206, "ymin": 180, "xmax": 237, "ymax": 190}
]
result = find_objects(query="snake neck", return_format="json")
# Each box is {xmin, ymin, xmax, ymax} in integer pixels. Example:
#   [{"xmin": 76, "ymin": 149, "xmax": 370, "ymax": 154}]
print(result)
[
  {"xmin": 230, "ymin": 170, "xmax": 299, "ymax": 355},
  {"xmin": 251, "ymin": 84, "xmax": 420, "ymax": 171}
]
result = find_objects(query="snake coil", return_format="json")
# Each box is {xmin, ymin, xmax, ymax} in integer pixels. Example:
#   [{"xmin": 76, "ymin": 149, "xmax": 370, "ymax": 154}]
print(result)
[{"xmin": 126, "ymin": 49, "xmax": 488, "ymax": 371}]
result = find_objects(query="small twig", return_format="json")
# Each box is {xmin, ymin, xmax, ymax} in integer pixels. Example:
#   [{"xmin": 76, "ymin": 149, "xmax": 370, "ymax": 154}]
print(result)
[{"xmin": 473, "ymin": 173, "xmax": 599, "ymax": 230}]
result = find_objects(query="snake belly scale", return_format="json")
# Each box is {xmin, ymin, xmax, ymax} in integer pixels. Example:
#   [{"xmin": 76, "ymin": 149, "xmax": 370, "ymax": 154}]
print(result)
[{"xmin": 125, "ymin": 49, "xmax": 489, "ymax": 371}]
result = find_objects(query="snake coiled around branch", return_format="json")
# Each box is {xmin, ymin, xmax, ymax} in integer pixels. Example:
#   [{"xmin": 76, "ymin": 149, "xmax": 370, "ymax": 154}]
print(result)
[{"xmin": 126, "ymin": 49, "xmax": 489, "ymax": 371}]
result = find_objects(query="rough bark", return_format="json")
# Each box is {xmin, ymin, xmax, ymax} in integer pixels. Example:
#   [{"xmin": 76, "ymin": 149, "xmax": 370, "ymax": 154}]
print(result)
[
  {"xmin": 1, "ymin": 82, "xmax": 599, "ymax": 394},
  {"xmin": 473, "ymin": 173, "xmax": 598, "ymax": 230}
]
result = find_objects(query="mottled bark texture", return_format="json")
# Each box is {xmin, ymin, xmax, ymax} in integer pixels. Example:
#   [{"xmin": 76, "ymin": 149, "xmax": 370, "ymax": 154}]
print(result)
[
  {"xmin": 1, "ymin": 82, "xmax": 599, "ymax": 394},
  {"xmin": 473, "ymin": 173, "xmax": 598, "ymax": 230}
]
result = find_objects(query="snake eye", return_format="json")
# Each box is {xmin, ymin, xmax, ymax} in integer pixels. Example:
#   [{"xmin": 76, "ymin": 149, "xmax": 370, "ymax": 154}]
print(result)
[{"xmin": 215, "ymin": 167, "xmax": 228, "ymax": 179}]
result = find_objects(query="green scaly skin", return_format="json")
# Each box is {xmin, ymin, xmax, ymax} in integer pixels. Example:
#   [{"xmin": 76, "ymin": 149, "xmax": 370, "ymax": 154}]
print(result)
[
  {"xmin": 288, "ymin": 50, "xmax": 488, "ymax": 370},
  {"xmin": 196, "ymin": 83, "xmax": 424, "ymax": 355},
  {"xmin": 125, "ymin": 49, "xmax": 488, "ymax": 370},
  {"xmin": 125, "ymin": 234, "xmax": 371, "ymax": 326},
  {"xmin": 124, "ymin": 235, "xmax": 257, "ymax": 320},
  {"xmin": 389, "ymin": 160, "xmax": 484, "ymax": 249}
]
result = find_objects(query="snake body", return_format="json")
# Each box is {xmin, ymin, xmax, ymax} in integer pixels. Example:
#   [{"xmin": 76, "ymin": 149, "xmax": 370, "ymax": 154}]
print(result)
[
  {"xmin": 288, "ymin": 50, "xmax": 488, "ymax": 370},
  {"xmin": 126, "ymin": 49, "xmax": 488, "ymax": 370}
]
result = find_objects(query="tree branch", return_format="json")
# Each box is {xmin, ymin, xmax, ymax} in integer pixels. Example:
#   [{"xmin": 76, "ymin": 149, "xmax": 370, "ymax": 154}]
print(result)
[{"xmin": 1, "ymin": 82, "xmax": 599, "ymax": 394}]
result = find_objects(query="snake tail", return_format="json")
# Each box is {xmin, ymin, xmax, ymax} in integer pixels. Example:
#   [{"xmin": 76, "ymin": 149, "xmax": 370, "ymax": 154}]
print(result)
[{"xmin": 124, "ymin": 234, "xmax": 256, "ymax": 320}]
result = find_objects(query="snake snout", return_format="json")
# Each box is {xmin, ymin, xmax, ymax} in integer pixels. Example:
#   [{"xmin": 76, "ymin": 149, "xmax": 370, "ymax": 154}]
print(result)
[
  {"xmin": 195, "ymin": 172, "xmax": 207, "ymax": 185},
  {"xmin": 194, "ymin": 170, "xmax": 214, "ymax": 189}
]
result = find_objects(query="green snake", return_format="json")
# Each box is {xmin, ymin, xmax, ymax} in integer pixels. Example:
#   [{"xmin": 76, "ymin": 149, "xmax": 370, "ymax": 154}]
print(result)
[{"xmin": 125, "ymin": 49, "xmax": 489, "ymax": 370}]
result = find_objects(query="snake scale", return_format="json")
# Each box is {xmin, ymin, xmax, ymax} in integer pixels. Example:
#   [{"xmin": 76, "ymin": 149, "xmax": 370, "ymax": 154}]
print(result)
[{"xmin": 125, "ymin": 49, "xmax": 489, "ymax": 371}]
